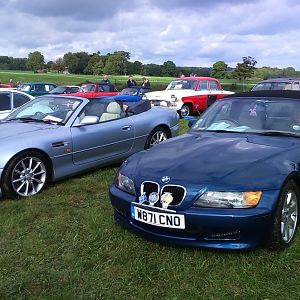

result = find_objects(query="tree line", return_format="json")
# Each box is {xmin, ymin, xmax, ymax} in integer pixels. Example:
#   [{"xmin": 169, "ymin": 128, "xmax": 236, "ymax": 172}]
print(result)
[{"xmin": 1, "ymin": 51, "xmax": 300, "ymax": 81}]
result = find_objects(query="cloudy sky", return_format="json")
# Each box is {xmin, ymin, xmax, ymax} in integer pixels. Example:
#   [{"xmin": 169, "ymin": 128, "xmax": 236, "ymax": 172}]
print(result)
[{"xmin": 1, "ymin": 0, "xmax": 300, "ymax": 69}]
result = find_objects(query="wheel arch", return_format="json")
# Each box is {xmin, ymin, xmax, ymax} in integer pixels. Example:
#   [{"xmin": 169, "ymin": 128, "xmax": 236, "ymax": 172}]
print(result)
[
  {"xmin": 154, "ymin": 124, "xmax": 172, "ymax": 138},
  {"xmin": 1, "ymin": 148, "xmax": 54, "ymax": 185}
]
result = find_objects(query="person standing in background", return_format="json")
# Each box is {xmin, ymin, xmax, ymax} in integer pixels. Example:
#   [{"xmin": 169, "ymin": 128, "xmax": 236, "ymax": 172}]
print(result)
[
  {"xmin": 141, "ymin": 77, "xmax": 150, "ymax": 87},
  {"xmin": 100, "ymin": 74, "xmax": 111, "ymax": 84},
  {"xmin": 127, "ymin": 75, "xmax": 137, "ymax": 87}
]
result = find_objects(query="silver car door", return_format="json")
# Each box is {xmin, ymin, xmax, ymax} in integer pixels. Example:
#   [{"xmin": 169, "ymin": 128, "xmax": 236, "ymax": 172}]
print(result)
[{"xmin": 71, "ymin": 116, "xmax": 134, "ymax": 165}]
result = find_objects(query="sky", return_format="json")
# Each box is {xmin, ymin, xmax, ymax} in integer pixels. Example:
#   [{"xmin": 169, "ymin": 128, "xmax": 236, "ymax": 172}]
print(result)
[{"xmin": 1, "ymin": 0, "xmax": 300, "ymax": 69}]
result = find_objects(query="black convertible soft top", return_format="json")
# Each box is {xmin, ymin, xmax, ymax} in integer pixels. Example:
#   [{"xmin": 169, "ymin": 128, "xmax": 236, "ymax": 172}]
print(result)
[{"xmin": 225, "ymin": 90, "xmax": 300, "ymax": 100}]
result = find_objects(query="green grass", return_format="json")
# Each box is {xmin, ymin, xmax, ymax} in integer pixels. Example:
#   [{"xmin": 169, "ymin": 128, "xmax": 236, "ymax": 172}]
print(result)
[
  {"xmin": 0, "ymin": 70, "xmax": 255, "ymax": 92},
  {"xmin": 0, "ymin": 122, "xmax": 299, "ymax": 299}
]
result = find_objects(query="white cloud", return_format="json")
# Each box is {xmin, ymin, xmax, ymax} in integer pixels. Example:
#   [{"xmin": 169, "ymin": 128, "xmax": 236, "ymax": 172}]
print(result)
[{"xmin": 1, "ymin": 0, "xmax": 300, "ymax": 69}]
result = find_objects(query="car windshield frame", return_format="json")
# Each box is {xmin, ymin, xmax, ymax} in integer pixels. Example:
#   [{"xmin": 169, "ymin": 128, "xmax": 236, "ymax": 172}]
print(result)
[
  {"xmin": 190, "ymin": 96, "xmax": 300, "ymax": 137},
  {"xmin": 5, "ymin": 96, "xmax": 82, "ymax": 125},
  {"xmin": 166, "ymin": 79, "xmax": 198, "ymax": 90}
]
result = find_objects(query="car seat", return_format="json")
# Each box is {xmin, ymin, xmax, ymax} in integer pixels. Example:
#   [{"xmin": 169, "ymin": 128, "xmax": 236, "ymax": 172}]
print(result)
[{"xmin": 99, "ymin": 102, "xmax": 121, "ymax": 122}]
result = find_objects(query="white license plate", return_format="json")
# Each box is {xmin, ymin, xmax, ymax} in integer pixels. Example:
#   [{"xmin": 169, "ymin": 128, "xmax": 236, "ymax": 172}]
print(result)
[{"xmin": 131, "ymin": 205, "xmax": 185, "ymax": 229}]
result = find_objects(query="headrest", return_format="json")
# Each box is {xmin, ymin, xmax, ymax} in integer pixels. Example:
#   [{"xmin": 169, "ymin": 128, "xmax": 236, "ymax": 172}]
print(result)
[{"xmin": 106, "ymin": 102, "xmax": 121, "ymax": 114}]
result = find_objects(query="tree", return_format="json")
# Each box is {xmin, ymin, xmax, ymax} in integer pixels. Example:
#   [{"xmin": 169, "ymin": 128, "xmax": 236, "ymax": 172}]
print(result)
[
  {"xmin": 211, "ymin": 61, "xmax": 228, "ymax": 78},
  {"xmin": 233, "ymin": 56, "xmax": 257, "ymax": 81},
  {"xmin": 103, "ymin": 51, "xmax": 130, "ymax": 75},
  {"xmin": 161, "ymin": 60, "xmax": 177, "ymax": 77},
  {"xmin": 26, "ymin": 51, "xmax": 45, "ymax": 72},
  {"xmin": 84, "ymin": 54, "xmax": 104, "ymax": 75},
  {"xmin": 141, "ymin": 64, "xmax": 162, "ymax": 76},
  {"xmin": 51, "ymin": 58, "xmax": 66, "ymax": 73},
  {"xmin": 63, "ymin": 52, "xmax": 79, "ymax": 74}
]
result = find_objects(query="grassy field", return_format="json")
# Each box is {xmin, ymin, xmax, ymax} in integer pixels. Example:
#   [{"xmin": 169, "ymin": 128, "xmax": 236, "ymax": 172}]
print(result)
[
  {"xmin": 0, "ymin": 70, "xmax": 255, "ymax": 92},
  {"xmin": 0, "ymin": 120, "xmax": 299, "ymax": 299}
]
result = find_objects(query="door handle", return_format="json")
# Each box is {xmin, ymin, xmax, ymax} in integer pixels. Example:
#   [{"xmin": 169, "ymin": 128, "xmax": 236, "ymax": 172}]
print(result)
[{"xmin": 122, "ymin": 125, "xmax": 132, "ymax": 131}]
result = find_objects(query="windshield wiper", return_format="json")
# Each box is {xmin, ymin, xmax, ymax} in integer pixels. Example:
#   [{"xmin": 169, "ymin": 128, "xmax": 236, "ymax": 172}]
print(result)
[
  {"xmin": 257, "ymin": 131, "xmax": 300, "ymax": 138},
  {"xmin": 5, "ymin": 117, "xmax": 64, "ymax": 125}
]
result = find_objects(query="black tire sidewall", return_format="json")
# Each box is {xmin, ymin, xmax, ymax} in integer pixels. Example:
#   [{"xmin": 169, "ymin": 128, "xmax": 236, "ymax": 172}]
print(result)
[
  {"xmin": 268, "ymin": 180, "xmax": 299, "ymax": 250},
  {"xmin": 181, "ymin": 104, "xmax": 191, "ymax": 117},
  {"xmin": 2, "ymin": 151, "xmax": 49, "ymax": 198},
  {"xmin": 145, "ymin": 127, "xmax": 169, "ymax": 149}
]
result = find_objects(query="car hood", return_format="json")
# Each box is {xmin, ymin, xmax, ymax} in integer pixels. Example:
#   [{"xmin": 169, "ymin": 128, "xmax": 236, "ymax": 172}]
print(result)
[
  {"xmin": 0, "ymin": 122, "xmax": 57, "ymax": 140},
  {"xmin": 124, "ymin": 132, "xmax": 300, "ymax": 191},
  {"xmin": 144, "ymin": 90, "xmax": 197, "ymax": 101}
]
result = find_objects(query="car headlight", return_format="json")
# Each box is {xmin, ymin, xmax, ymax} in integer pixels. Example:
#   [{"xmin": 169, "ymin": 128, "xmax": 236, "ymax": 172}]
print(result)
[
  {"xmin": 115, "ymin": 172, "xmax": 136, "ymax": 195},
  {"xmin": 193, "ymin": 191, "xmax": 262, "ymax": 208},
  {"xmin": 171, "ymin": 95, "xmax": 177, "ymax": 101},
  {"xmin": 142, "ymin": 95, "xmax": 147, "ymax": 100}
]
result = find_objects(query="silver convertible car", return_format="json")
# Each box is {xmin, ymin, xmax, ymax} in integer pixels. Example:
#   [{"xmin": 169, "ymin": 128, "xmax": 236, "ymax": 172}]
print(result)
[{"xmin": 0, "ymin": 96, "xmax": 179, "ymax": 198}]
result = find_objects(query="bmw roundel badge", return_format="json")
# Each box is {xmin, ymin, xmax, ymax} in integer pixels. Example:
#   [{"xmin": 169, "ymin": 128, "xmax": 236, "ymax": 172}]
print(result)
[{"xmin": 161, "ymin": 176, "xmax": 170, "ymax": 183}]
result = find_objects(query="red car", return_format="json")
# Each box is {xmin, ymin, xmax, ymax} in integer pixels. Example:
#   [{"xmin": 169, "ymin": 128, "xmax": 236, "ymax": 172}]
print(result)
[
  {"xmin": 68, "ymin": 82, "xmax": 118, "ymax": 98},
  {"xmin": 0, "ymin": 83, "xmax": 14, "ymax": 88},
  {"xmin": 144, "ymin": 77, "xmax": 233, "ymax": 116}
]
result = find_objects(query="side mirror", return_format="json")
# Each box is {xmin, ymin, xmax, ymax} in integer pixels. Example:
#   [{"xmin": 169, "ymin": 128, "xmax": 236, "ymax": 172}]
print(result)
[{"xmin": 78, "ymin": 116, "xmax": 99, "ymax": 126}]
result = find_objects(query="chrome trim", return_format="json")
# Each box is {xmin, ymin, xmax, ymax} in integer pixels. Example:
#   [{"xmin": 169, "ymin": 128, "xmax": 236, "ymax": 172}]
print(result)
[
  {"xmin": 133, "ymin": 202, "xmax": 176, "ymax": 213},
  {"xmin": 161, "ymin": 184, "xmax": 187, "ymax": 207},
  {"xmin": 141, "ymin": 180, "xmax": 160, "ymax": 195}
]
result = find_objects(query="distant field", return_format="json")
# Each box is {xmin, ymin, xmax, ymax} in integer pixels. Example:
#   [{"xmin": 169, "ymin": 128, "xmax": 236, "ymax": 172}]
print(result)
[{"xmin": 0, "ymin": 70, "xmax": 256, "ymax": 92}]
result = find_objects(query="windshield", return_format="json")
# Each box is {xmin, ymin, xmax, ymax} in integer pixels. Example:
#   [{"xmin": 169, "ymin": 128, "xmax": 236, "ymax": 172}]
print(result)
[
  {"xmin": 120, "ymin": 87, "xmax": 139, "ymax": 96},
  {"xmin": 79, "ymin": 84, "xmax": 95, "ymax": 92},
  {"xmin": 166, "ymin": 79, "xmax": 198, "ymax": 90},
  {"xmin": 252, "ymin": 82, "xmax": 300, "ymax": 91},
  {"xmin": 191, "ymin": 97, "xmax": 300, "ymax": 135},
  {"xmin": 49, "ymin": 86, "xmax": 67, "ymax": 94},
  {"xmin": 5, "ymin": 96, "xmax": 82, "ymax": 125},
  {"xmin": 18, "ymin": 84, "xmax": 31, "ymax": 92}
]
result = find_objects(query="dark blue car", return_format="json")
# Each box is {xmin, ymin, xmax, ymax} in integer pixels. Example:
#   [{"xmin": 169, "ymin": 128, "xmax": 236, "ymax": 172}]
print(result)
[
  {"xmin": 107, "ymin": 86, "xmax": 152, "ymax": 102},
  {"xmin": 110, "ymin": 90, "xmax": 300, "ymax": 250}
]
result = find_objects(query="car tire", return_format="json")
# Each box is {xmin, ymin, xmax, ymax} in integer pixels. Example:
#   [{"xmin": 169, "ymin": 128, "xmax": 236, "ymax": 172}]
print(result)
[
  {"xmin": 145, "ymin": 126, "xmax": 169, "ymax": 149},
  {"xmin": 2, "ymin": 151, "xmax": 50, "ymax": 198},
  {"xmin": 180, "ymin": 104, "xmax": 192, "ymax": 117},
  {"xmin": 268, "ymin": 180, "xmax": 299, "ymax": 250}
]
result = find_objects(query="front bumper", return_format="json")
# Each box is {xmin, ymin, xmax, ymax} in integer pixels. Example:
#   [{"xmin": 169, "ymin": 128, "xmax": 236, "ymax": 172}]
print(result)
[
  {"xmin": 150, "ymin": 100, "xmax": 182, "ymax": 110},
  {"xmin": 109, "ymin": 185, "xmax": 279, "ymax": 249}
]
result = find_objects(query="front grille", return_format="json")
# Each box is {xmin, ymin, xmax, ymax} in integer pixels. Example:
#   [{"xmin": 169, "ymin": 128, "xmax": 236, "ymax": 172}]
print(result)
[
  {"xmin": 161, "ymin": 185, "xmax": 186, "ymax": 206},
  {"xmin": 141, "ymin": 181, "xmax": 159, "ymax": 197},
  {"xmin": 139, "ymin": 181, "xmax": 186, "ymax": 207}
]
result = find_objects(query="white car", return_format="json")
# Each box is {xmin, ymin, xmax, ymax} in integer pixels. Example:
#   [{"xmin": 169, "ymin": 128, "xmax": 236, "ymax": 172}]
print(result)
[
  {"xmin": 0, "ymin": 89, "xmax": 35, "ymax": 119},
  {"xmin": 143, "ymin": 77, "xmax": 234, "ymax": 114}
]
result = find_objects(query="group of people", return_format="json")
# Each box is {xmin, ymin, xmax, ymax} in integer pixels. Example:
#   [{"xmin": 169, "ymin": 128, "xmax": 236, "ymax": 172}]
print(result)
[{"xmin": 100, "ymin": 74, "xmax": 150, "ymax": 88}]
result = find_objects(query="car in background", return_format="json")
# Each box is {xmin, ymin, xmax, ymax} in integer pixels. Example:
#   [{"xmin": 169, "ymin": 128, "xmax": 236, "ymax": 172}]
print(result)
[
  {"xmin": 68, "ymin": 82, "xmax": 118, "ymax": 98},
  {"xmin": 143, "ymin": 77, "xmax": 233, "ymax": 115},
  {"xmin": 251, "ymin": 78, "xmax": 300, "ymax": 91},
  {"xmin": 0, "ymin": 83, "xmax": 14, "ymax": 88},
  {"xmin": 0, "ymin": 88, "xmax": 34, "ymax": 119},
  {"xmin": 49, "ymin": 85, "xmax": 80, "ymax": 94},
  {"xmin": 0, "ymin": 96, "xmax": 179, "ymax": 198},
  {"xmin": 107, "ymin": 86, "xmax": 152, "ymax": 102},
  {"xmin": 110, "ymin": 90, "xmax": 300, "ymax": 250},
  {"xmin": 17, "ymin": 82, "xmax": 57, "ymax": 96}
]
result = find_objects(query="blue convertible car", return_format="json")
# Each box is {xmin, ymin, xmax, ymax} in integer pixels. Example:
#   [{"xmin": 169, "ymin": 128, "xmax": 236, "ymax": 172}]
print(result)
[
  {"xmin": 0, "ymin": 96, "xmax": 179, "ymax": 198},
  {"xmin": 110, "ymin": 90, "xmax": 300, "ymax": 250},
  {"xmin": 104, "ymin": 86, "xmax": 152, "ymax": 103}
]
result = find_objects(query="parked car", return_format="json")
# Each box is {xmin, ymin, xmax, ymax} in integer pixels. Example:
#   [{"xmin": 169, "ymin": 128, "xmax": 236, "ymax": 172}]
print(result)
[
  {"xmin": 68, "ymin": 82, "xmax": 118, "ymax": 98},
  {"xmin": 49, "ymin": 85, "xmax": 80, "ymax": 94},
  {"xmin": 110, "ymin": 90, "xmax": 300, "ymax": 250},
  {"xmin": 0, "ymin": 88, "xmax": 34, "ymax": 119},
  {"xmin": 252, "ymin": 78, "xmax": 300, "ymax": 91},
  {"xmin": 0, "ymin": 96, "xmax": 179, "ymax": 198},
  {"xmin": 143, "ymin": 77, "xmax": 233, "ymax": 115},
  {"xmin": 106, "ymin": 86, "xmax": 152, "ymax": 102},
  {"xmin": 17, "ymin": 82, "xmax": 57, "ymax": 96},
  {"xmin": 0, "ymin": 83, "xmax": 14, "ymax": 88}
]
